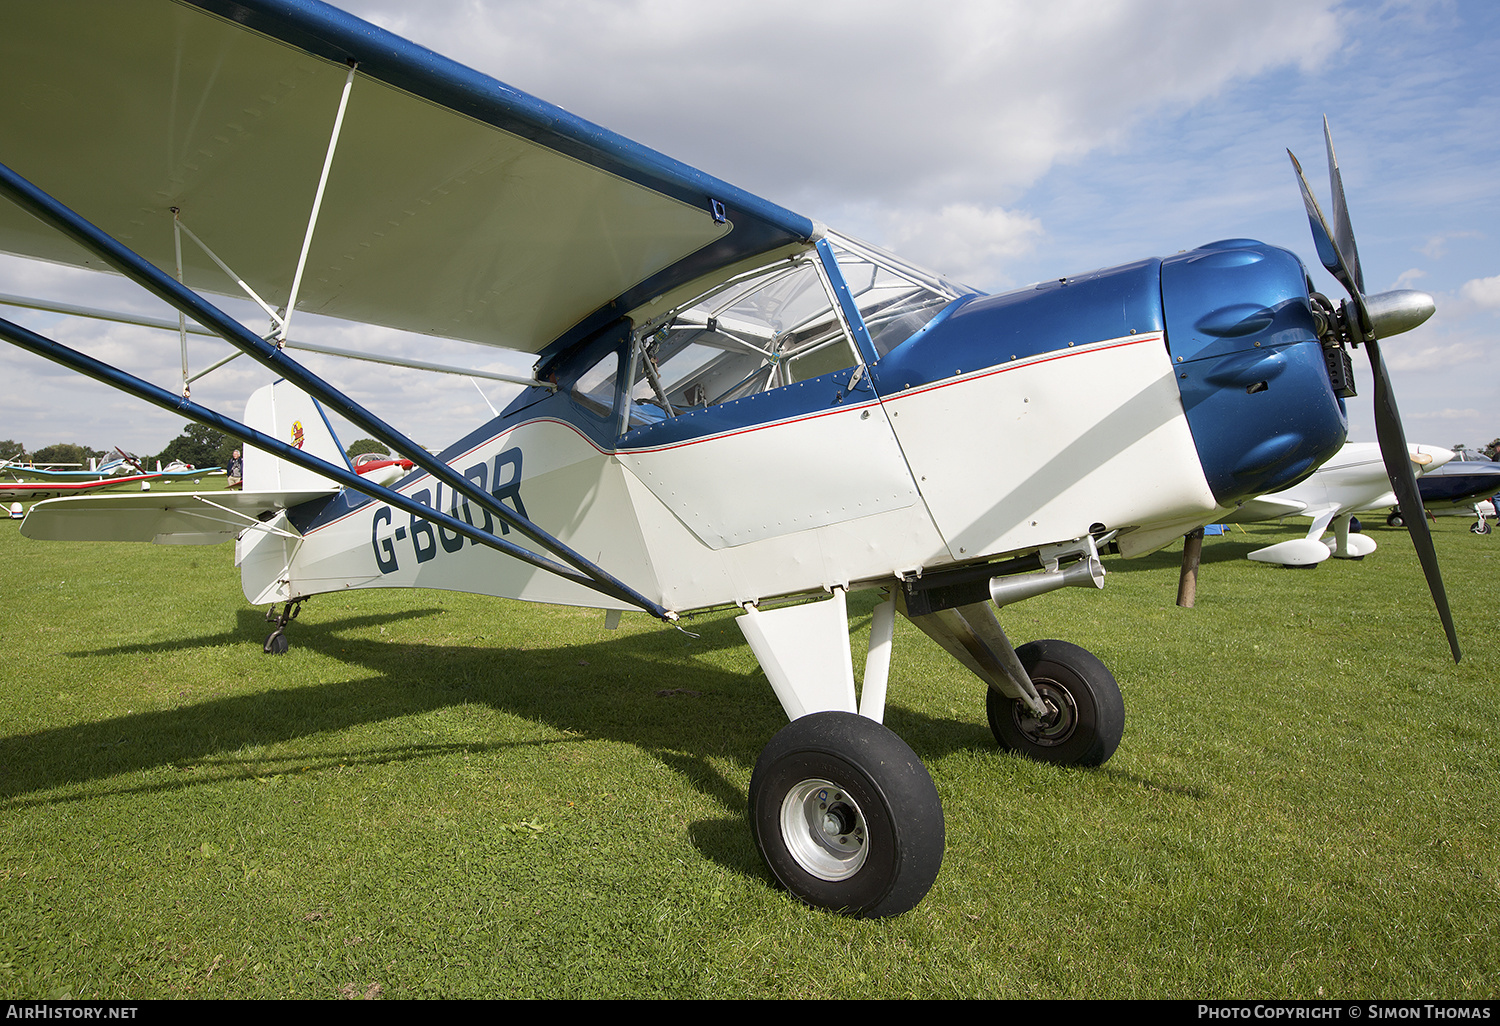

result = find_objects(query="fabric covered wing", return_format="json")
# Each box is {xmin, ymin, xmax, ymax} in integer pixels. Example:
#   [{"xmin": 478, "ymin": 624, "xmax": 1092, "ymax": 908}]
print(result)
[{"xmin": 0, "ymin": 0, "xmax": 813, "ymax": 355}]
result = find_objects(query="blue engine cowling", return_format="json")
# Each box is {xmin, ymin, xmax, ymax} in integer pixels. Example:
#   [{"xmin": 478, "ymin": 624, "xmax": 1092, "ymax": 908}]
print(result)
[
  {"xmin": 1161, "ymin": 239, "xmax": 1346, "ymax": 503},
  {"xmin": 871, "ymin": 238, "xmax": 1346, "ymax": 507}
]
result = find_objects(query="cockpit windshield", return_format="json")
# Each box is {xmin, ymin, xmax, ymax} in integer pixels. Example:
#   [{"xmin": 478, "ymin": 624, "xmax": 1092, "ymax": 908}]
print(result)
[
  {"xmin": 826, "ymin": 233, "xmax": 980, "ymax": 358},
  {"xmin": 622, "ymin": 232, "xmax": 974, "ymax": 431}
]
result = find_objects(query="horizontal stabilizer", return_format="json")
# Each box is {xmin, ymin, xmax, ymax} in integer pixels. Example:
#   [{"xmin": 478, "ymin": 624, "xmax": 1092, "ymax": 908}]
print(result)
[{"xmin": 20, "ymin": 490, "xmax": 336, "ymax": 545}]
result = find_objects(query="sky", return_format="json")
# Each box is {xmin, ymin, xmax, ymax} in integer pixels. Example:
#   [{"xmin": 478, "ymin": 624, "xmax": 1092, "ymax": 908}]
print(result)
[{"xmin": 2, "ymin": 0, "xmax": 1498, "ymax": 458}]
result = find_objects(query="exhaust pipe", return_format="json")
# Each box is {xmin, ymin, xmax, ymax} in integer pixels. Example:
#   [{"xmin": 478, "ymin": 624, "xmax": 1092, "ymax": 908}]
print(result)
[{"xmin": 988, "ymin": 556, "xmax": 1105, "ymax": 608}]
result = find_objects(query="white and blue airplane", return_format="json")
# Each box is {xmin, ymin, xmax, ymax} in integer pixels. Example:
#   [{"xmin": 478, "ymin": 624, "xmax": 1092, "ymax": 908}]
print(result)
[
  {"xmin": 1404, "ymin": 447, "xmax": 1500, "ymax": 535},
  {"xmin": 0, "ymin": 451, "xmax": 140, "ymax": 480},
  {"xmin": 1221, "ymin": 441, "xmax": 1454, "ymax": 566},
  {"xmin": 0, "ymin": 1, "xmax": 1459, "ymax": 917},
  {"xmin": 1, "ymin": 451, "xmax": 219, "ymax": 481}
]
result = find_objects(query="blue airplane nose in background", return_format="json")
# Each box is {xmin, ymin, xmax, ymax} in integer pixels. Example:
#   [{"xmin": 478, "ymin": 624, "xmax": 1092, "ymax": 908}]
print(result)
[{"xmin": 1162, "ymin": 239, "xmax": 1347, "ymax": 505}]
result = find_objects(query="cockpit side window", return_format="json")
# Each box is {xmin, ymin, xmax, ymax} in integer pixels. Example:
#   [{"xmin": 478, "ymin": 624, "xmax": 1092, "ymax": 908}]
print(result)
[
  {"xmin": 626, "ymin": 257, "xmax": 859, "ymax": 430},
  {"xmin": 569, "ymin": 349, "xmax": 620, "ymax": 421}
]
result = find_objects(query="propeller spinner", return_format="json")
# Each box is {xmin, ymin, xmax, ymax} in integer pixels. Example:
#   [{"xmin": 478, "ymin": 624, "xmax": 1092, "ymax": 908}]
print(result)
[{"xmin": 1289, "ymin": 118, "xmax": 1459, "ymax": 662}]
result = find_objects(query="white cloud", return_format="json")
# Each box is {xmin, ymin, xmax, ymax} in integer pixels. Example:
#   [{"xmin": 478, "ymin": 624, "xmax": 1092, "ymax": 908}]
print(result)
[
  {"xmin": 1382, "ymin": 338, "xmax": 1487, "ymax": 372},
  {"xmin": 1406, "ymin": 407, "xmax": 1484, "ymax": 420},
  {"xmin": 1459, "ymin": 274, "xmax": 1500, "ymax": 309},
  {"xmin": 847, "ymin": 202, "xmax": 1044, "ymax": 287},
  {"xmin": 1420, "ymin": 230, "xmax": 1482, "ymax": 259},
  {"xmin": 341, "ymin": 0, "xmax": 1343, "ymax": 215}
]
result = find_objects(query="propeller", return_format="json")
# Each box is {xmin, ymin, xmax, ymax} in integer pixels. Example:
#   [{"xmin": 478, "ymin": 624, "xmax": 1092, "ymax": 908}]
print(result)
[
  {"xmin": 1289, "ymin": 118, "xmax": 1459, "ymax": 662},
  {"xmin": 113, "ymin": 446, "xmax": 147, "ymax": 474}
]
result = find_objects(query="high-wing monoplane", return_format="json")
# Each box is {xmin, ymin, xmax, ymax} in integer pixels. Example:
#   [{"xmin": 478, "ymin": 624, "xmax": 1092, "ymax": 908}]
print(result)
[
  {"xmin": 0, "ymin": 1, "xmax": 1460, "ymax": 917},
  {"xmin": 1219, "ymin": 441, "xmax": 1453, "ymax": 565}
]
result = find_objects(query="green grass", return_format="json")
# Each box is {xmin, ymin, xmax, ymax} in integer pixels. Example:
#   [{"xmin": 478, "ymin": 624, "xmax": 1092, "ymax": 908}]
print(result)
[{"xmin": 1, "ymin": 495, "xmax": 1497, "ymax": 999}]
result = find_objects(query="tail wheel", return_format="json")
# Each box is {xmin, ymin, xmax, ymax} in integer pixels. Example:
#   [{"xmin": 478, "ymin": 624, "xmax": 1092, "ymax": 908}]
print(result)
[
  {"xmin": 749, "ymin": 712, "xmax": 944, "ymax": 917},
  {"xmin": 987, "ymin": 639, "xmax": 1124, "ymax": 767}
]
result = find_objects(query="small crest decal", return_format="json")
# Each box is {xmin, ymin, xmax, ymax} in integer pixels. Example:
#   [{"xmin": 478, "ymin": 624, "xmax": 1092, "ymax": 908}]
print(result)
[{"xmin": 291, "ymin": 420, "xmax": 305, "ymax": 449}]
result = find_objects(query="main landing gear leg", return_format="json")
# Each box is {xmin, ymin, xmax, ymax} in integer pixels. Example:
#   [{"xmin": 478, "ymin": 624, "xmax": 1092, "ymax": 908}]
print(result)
[
  {"xmin": 737, "ymin": 590, "xmax": 944, "ymax": 916},
  {"xmin": 986, "ymin": 639, "xmax": 1124, "ymax": 766},
  {"xmin": 1471, "ymin": 502, "xmax": 1493, "ymax": 535},
  {"xmin": 263, "ymin": 598, "xmax": 304, "ymax": 655},
  {"xmin": 901, "ymin": 596, "xmax": 1125, "ymax": 768},
  {"xmin": 736, "ymin": 558, "xmax": 1124, "ymax": 915}
]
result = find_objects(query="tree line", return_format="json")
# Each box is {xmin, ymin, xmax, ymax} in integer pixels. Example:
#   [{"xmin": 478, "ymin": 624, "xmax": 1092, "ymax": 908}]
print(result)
[
  {"xmin": 1, "ymin": 424, "xmax": 237, "ymax": 470},
  {"xmin": 7, "ymin": 430, "xmax": 1496, "ymax": 472},
  {"xmin": 2, "ymin": 429, "xmax": 395, "ymax": 470}
]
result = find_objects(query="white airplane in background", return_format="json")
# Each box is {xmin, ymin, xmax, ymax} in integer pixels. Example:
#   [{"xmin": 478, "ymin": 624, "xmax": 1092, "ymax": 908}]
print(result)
[
  {"xmin": 0, "ymin": 472, "xmax": 164, "ymax": 506},
  {"xmin": 1, "ymin": 448, "xmax": 146, "ymax": 480},
  {"xmin": 0, "ymin": 1, "xmax": 1460, "ymax": 917},
  {"xmin": 3, "ymin": 453, "xmax": 221, "ymax": 482},
  {"xmin": 1220, "ymin": 442, "xmax": 1454, "ymax": 566}
]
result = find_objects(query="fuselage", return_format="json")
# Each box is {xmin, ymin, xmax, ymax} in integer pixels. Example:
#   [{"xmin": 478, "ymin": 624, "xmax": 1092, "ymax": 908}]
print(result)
[
  {"xmin": 1418, "ymin": 458, "xmax": 1500, "ymax": 509},
  {"xmin": 257, "ymin": 237, "xmax": 1348, "ymax": 613}
]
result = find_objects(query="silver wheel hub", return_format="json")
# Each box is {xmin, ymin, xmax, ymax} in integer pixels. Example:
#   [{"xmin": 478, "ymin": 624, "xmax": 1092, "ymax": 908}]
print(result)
[
  {"xmin": 1015, "ymin": 680, "xmax": 1078, "ymax": 747},
  {"xmin": 780, "ymin": 778, "xmax": 868, "ymax": 880}
]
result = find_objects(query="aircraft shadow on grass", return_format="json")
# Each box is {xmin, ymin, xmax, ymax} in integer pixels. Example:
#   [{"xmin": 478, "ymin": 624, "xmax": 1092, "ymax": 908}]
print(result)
[{"xmin": 1, "ymin": 592, "xmax": 1205, "ymax": 880}]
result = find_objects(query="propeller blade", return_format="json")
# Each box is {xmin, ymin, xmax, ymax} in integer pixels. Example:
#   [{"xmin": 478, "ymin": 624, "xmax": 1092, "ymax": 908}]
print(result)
[
  {"xmin": 114, "ymin": 446, "xmax": 145, "ymax": 472},
  {"xmin": 1322, "ymin": 117, "xmax": 1365, "ymax": 295},
  {"xmin": 1367, "ymin": 338, "xmax": 1461, "ymax": 662},
  {"xmin": 1294, "ymin": 120, "xmax": 1458, "ymax": 661},
  {"xmin": 1289, "ymin": 149, "xmax": 1344, "ymax": 280},
  {"xmin": 1284, "ymin": 150, "xmax": 1368, "ymax": 327}
]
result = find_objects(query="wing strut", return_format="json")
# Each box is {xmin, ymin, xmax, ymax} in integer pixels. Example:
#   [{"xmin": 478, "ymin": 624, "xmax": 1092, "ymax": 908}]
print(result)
[
  {"xmin": 171, "ymin": 208, "xmax": 190, "ymax": 396},
  {"xmin": 0, "ymin": 290, "xmax": 546, "ymax": 387},
  {"xmin": 0, "ymin": 159, "xmax": 673, "ymax": 621},
  {"xmin": 279, "ymin": 62, "xmax": 357, "ymax": 346},
  {"xmin": 0, "ymin": 311, "xmax": 645, "ymax": 607}
]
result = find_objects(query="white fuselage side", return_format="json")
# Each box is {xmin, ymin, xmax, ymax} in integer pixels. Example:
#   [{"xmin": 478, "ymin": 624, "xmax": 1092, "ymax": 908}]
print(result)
[{"xmin": 248, "ymin": 333, "xmax": 1216, "ymax": 613}]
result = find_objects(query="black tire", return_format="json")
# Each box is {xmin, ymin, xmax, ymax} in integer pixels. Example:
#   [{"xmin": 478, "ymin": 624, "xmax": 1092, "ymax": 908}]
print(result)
[
  {"xmin": 1387, "ymin": 512, "xmax": 1405, "ymax": 528},
  {"xmin": 263, "ymin": 630, "xmax": 290, "ymax": 655},
  {"xmin": 1471, "ymin": 520, "xmax": 1491, "ymax": 535},
  {"xmin": 986, "ymin": 639, "xmax": 1124, "ymax": 767},
  {"xmin": 748, "ymin": 712, "xmax": 944, "ymax": 918}
]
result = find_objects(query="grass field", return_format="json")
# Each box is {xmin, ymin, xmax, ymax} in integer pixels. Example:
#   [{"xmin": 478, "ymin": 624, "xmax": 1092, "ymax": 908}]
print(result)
[{"xmin": 1, "ymin": 491, "xmax": 1496, "ymax": 999}]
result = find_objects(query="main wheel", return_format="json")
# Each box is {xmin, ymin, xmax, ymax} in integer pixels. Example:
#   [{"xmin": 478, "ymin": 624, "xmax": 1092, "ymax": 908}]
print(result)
[
  {"xmin": 1471, "ymin": 520, "xmax": 1491, "ymax": 535},
  {"xmin": 986, "ymin": 639, "xmax": 1124, "ymax": 767},
  {"xmin": 748, "ymin": 711, "xmax": 944, "ymax": 917},
  {"xmin": 1387, "ymin": 511, "xmax": 1405, "ymax": 528}
]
